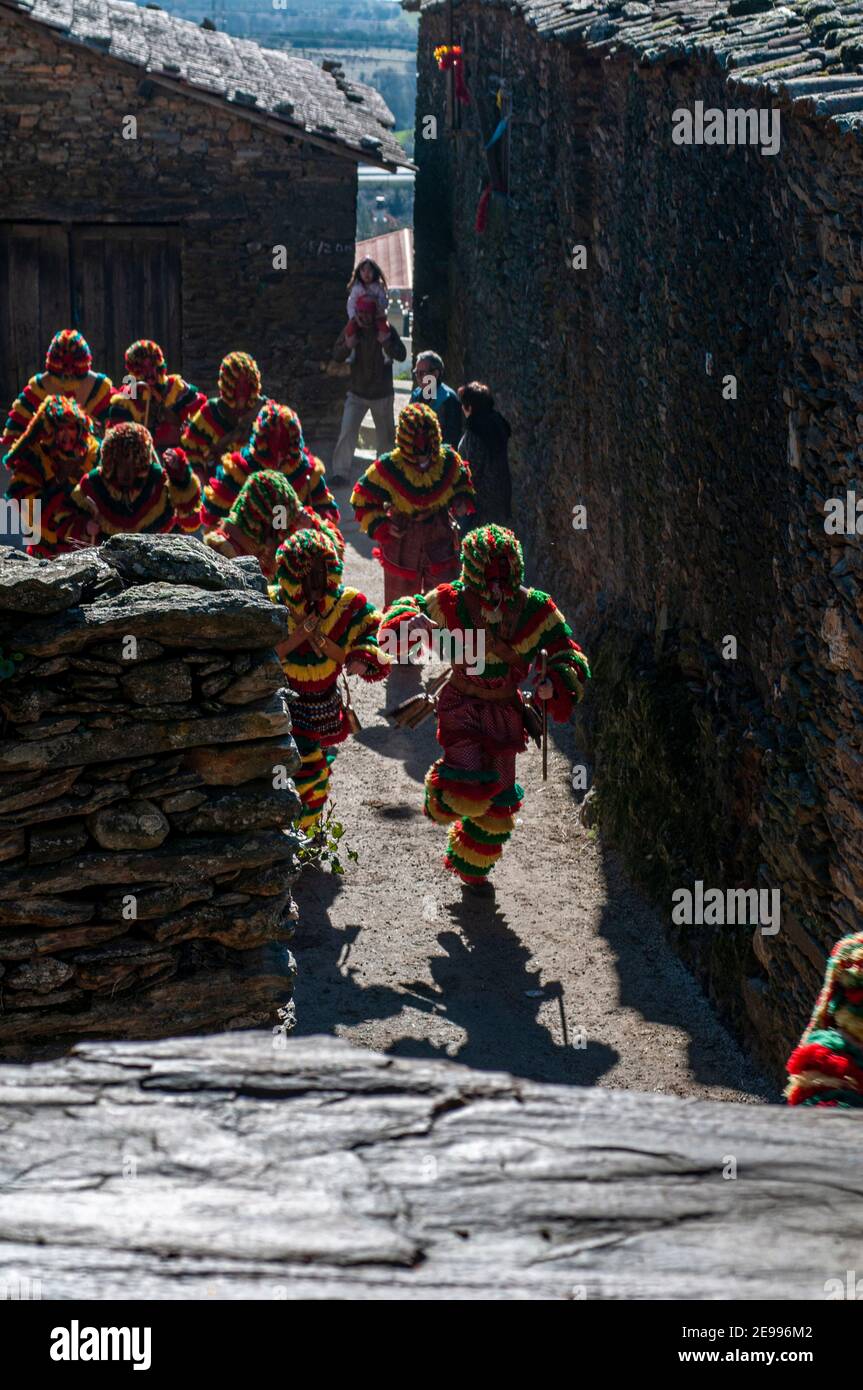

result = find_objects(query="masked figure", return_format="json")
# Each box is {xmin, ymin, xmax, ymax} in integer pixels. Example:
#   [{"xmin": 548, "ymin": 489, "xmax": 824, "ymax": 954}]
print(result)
[
  {"xmin": 274, "ymin": 529, "xmax": 388, "ymax": 830},
  {"xmin": 179, "ymin": 351, "xmax": 265, "ymax": 472},
  {"xmin": 2, "ymin": 330, "xmax": 112, "ymax": 457},
  {"xmin": 108, "ymin": 340, "xmax": 205, "ymax": 455},
  {"xmin": 70, "ymin": 423, "xmax": 202, "ymax": 539},
  {"xmin": 204, "ymin": 469, "xmax": 344, "ymax": 579},
  {"xmin": 786, "ymin": 931, "xmax": 863, "ymax": 1108},
  {"xmin": 202, "ymin": 402, "xmax": 337, "ymax": 532},
  {"xmin": 351, "ymin": 401, "xmax": 475, "ymax": 607},
  {"xmin": 379, "ymin": 524, "xmax": 590, "ymax": 890},
  {"xmin": 5, "ymin": 394, "xmax": 100, "ymax": 556}
]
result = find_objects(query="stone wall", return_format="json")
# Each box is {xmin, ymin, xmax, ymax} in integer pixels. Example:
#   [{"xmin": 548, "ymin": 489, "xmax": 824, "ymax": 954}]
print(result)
[
  {"xmin": 413, "ymin": 1, "xmax": 863, "ymax": 1075},
  {"xmin": 0, "ymin": 8, "xmax": 358, "ymax": 452},
  {"xmin": 0, "ymin": 536, "xmax": 301, "ymax": 1049}
]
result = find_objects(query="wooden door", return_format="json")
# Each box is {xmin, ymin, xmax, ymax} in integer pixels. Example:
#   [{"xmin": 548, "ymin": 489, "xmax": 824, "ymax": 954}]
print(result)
[
  {"xmin": 0, "ymin": 223, "xmax": 71, "ymax": 405},
  {"xmin": 71, "ymin": 226, "xmax": 182, "ymax": 384},
  {"xmin": 0, "ymin": 223, "xmax": 182, "ymax": 411}
]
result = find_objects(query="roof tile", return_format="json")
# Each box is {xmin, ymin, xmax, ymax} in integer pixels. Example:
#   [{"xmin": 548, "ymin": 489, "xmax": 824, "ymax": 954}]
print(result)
[{"xmin": 2, "ymin": 0, "xmax": 405, "ymax": 165}]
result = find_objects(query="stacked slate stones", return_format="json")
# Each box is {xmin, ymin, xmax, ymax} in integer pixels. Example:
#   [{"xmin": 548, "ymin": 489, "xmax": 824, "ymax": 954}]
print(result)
[{"xmin": 0, "ymin": 535, "xmax": 302, "ymax": 1048}]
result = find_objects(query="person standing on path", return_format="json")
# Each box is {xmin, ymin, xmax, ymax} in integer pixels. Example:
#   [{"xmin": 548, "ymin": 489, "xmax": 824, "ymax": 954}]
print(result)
[
  {"xmin": 457, "ymin": 382, "xmax": 513, "ymax": 526},
  {"xmin": 68, "ymin": 424, "xmax": 202, "ymax": 541},
  {"xmin": 329, "ymin": 298, "xmax": 407, "ymax": 487},
  {"xmin": 409, "ymin": 351, "xmax": 463, "ymax": 448},
  {"xmin": 180, "ymin": 351, "xmax": 265, "ymax": 477},
  {"xmin": 201, "ymin": 402, "xmax": 337, "ymax": 532}
]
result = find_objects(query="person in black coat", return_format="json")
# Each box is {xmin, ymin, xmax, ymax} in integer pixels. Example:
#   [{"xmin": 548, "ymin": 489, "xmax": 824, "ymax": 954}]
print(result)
[{"xmin": 457, "ymin": 382, "xmax": 512, "ymax": 526}]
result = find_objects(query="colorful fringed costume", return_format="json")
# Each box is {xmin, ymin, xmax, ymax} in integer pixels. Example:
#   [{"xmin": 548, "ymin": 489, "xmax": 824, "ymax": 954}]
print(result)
[
  {"xmin": 69, "ymin": 424, "xmax": 202, "ymax": 539},
  {"xmin": 203, "ymin": 469, "xmax": 344, "ymax": 579},
  {"xmin": 5, "ymin": 394, "xmax": 100, "ymax": 556},
  {"xmin": 1, "ymin": 330, "xmax": 113, "ymax": 457},
  {"xmin": 785, "ymin": 932, "xmax": 863, "ymax": 1108},
  {"xmin": 179, "ymin": 351, "xmax": 265, "ymax": 471},
  {"xmin": 380, "ymin": 525, "xmax": 590, "ymax": 885},
  {"xmin": 274, "ymin": 530, "xmax": 388, "ymax": 830},
  {"xmin": 202, "ymin": 402, "xmax": 338, "ymax": 531},
  {"xmin": 107, "ymin": 340, "xmax": 205, "ymax": 455},
  {"xmin": 351, "ymin": 402, "xmax": 475, "ymax": 606}
]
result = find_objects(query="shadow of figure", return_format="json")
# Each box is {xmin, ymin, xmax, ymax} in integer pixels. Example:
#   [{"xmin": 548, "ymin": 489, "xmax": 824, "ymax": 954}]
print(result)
[
  {"xmin": 385, "ymin": 896, "xmax": 619, "ymax": 1087},
  {"xmin": 353, "ymin": 716, "xmax": 439, "ymax": 787},
  {"xmin": 291, "ymin": 866, "xmax": 407, "ymax": 1037},
  {"xmin": 592, "ymin": 842, "xmax": 777, "ymax": 1101}
]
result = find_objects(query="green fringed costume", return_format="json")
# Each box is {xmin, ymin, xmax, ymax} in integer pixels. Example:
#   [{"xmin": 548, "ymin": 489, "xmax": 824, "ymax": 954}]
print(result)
[{"xmin": 379, "ymin": 525, "xmax": 590, "ymax": 885}]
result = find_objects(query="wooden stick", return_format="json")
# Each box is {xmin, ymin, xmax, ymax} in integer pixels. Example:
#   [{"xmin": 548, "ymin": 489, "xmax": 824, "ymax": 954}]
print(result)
[{"xmin": 540, "ymin": 648, "xmax": 548, "ymax": 782}]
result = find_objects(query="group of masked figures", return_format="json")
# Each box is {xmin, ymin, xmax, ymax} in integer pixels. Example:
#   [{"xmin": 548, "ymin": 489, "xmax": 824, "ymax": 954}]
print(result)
[{"xmin": 1, "ymin": 330, "xmax": 590, "ymax": 893}]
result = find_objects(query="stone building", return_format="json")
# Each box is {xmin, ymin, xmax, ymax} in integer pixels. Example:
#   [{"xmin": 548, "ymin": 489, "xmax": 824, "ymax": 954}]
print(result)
[
  {"xmin": 0, "ymin": 0, "xmax": 403, "ymax": 451},
  {"xmin": 410, "ymin": 0, "xmax": 863, "ymax": 1073}
]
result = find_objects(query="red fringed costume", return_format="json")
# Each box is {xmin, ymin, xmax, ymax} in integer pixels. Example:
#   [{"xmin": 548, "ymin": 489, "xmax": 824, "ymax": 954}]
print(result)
[
  {"xmin": 351, "ymin": 401, "xmax": 475, "ymax": 607},
  {"xmin": 380, "ymin": 525, "xmax": 590, "ymax": 886},
  {"xmin": 180, "ymin": 351, "xmax": 265, "ymax": 472},
  {"xmin": 274, "ymin": 530, "xmax": 389, "ymax": 830},
  {"xmin": 5, "ymin": 394, "xmax": 100, "ymax": 556},
  {"xmin": 108, "ymin": 340, "xmax": 205, "ymax": 455},
  {"xmin": 785, "ymin": 931, "xmax": 863, "ymax": 1108},
  {"xmin": 202, "ymin": 402, "xmax": 338, "ymax": 531},
  {"xmin": 1, "ymin": 330, "xmax": 112, "ymax": 457},
  {"xmin": 69, "ymin": 424, "xmax": 202, "ymax": 540},
  {"xmin": 203, "ymin": 469, "xmax": 344, "ymax": 580}
]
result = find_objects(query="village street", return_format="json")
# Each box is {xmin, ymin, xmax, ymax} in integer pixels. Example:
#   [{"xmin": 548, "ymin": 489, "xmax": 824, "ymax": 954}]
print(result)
[{"xmin": 293, "ymin": 480, "xmax": 774, "ymax": 1101}]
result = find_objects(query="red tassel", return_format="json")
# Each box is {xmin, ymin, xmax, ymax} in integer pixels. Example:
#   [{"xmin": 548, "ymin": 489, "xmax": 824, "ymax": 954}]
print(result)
[
  {"xmin": 475, "ymin": 186, "xmax": 491, "ymax": 234},
  {"xmin": 453, "ymin": 60, "xmax": 471, "ymax": 106}
]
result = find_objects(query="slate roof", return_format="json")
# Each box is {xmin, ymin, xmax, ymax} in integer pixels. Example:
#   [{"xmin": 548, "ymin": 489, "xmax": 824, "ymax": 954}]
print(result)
[
  {"xmin": 406, "ymin": 0, "xmax": 863, "ymax": 134},
  {"xmin": 1, "ymin": 0, "xmax": 406, "ymax": 167}
]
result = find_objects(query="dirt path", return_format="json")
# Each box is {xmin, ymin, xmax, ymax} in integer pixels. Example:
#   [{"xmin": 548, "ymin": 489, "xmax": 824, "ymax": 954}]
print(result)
[{"xmin": 293, "ymin": 486, "xmax": 773, "ymax": 1101}]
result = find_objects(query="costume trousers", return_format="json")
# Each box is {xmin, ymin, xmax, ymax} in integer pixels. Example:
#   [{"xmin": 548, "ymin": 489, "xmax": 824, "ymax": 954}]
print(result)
[
  {"xmin": 292, "ymin": 733, "xmax": 337, "ymax": 832},
  {"xmin": 424, "ymin": 738, "xmax": 524, "ymax": 883}
]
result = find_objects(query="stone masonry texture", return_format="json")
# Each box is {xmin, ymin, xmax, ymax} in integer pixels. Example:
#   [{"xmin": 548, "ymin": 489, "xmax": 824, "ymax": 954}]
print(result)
[
  {"xmin": 410, "ymin": 0, "xmax": 863, "ymax": 1076},
  {"xmin": 0, "ymin": 536, "xmax": 302, "ymax": 1049}
]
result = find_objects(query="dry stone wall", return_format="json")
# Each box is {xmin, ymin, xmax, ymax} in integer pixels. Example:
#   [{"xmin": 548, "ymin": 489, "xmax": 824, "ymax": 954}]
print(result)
[
  {"xmin": 0, "ymin": 535, "xmax": 301, "ymax": 1049},
  {"xmin": 413, "ymin": 0, "xmax": 863, "ymax": 1074}
]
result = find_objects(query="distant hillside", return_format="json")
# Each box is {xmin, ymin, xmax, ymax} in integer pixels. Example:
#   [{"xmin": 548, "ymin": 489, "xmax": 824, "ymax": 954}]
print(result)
[{"xmin": 150, "ymin": 1, "xmax": 418, "ymax": 127}]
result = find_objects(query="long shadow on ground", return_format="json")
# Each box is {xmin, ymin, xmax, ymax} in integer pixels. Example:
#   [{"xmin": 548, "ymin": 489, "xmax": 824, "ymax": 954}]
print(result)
[
  {"xmin": 292, "ymin": 867, "xmax": 619, "ymax": 1087},
  {"xmin": 547, "ymin": 714, "xmax": 775, "ymax": 1100}
]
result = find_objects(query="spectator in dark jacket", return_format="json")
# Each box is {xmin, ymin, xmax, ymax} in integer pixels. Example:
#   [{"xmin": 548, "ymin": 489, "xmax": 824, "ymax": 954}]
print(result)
[
  {"xmin": 330, "ymin": 297, "xmax": 407, "ymax": 487},
  {"xmin": 409, "ymin": 351, "xmax": 463, "ymax": 448},
  {"xmin": 457, "ymin": 381, "xmax": 512, "ymax": 525}
]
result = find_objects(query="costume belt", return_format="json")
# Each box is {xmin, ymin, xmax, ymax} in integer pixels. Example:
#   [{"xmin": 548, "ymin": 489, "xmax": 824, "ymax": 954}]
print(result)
[
  {"xmin": 448, "ymin": 670, "xmax": 519, "ymax": 702},
  {"xmin": 403, "ymin": 506, "xmax": 446, "ymax": 525}
]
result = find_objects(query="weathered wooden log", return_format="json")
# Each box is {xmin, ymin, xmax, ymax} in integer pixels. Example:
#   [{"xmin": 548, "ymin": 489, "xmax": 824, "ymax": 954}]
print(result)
[{"xmin": 0, "ymin": 1032, "xmax": 859, "ymax": 1299}]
